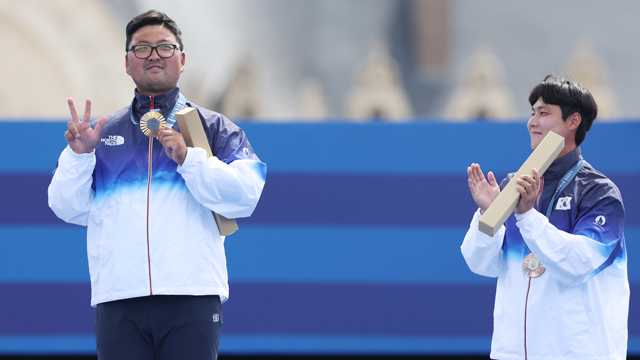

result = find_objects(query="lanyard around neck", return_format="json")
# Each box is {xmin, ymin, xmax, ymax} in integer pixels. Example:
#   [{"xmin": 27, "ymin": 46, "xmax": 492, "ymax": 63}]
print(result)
[
  {"xmin": 130, "ymin": 93, "xmax": 186, "ymax": 128},
  {"xmin": 545, "ymin": 156, "xmax": 584, "ymax": 218}
]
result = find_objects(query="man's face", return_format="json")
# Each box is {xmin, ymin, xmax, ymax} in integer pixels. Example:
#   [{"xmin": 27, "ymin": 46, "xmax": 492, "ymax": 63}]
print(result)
[
  {"xmin": 528, "ymin": 98, "xmax": 575, "ymax": 150},
  {"xmin": 125, "ymin": 25, "xmax": 185, "ymax": 96}
]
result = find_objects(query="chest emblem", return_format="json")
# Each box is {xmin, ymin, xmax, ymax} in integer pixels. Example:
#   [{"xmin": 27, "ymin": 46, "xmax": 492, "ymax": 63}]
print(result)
[
  {"xmin": 555, "ymin": 196, "xmax": 572, "ymax": 210},
  {"xmin": 100, "ymin": 135, "xmax": 125, "ymax": 146}
]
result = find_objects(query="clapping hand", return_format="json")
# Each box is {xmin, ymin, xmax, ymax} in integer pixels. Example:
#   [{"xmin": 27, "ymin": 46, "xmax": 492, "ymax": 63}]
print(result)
[{"xmin": 467, "ymin": 163, "xmax": 500, "ymax": 213}]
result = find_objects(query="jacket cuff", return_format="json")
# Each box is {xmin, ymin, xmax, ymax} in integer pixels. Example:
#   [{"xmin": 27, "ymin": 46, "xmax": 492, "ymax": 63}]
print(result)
[
  {"xmin": 63, "ymin": 145, "xmax": 95, "ymax": 159},
  {"xmin": 515, "ymin": 208, "xmax": 536, "ymax": 222},
  {"xmin": 178, "ymin": 147, "xmax": 220, "ymax": 173}
]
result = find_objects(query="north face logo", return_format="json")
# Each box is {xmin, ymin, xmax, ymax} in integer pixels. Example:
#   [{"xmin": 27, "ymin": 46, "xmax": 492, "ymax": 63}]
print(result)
[{"xmin": 101, "ymin": 135, "xmax": 125, "ymax": 146}]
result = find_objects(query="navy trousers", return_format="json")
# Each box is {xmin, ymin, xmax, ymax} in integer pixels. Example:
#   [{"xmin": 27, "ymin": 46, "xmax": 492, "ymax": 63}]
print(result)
[{"xmin": 95, "ymin": 295, "xmax": 222, "ymax": 360}]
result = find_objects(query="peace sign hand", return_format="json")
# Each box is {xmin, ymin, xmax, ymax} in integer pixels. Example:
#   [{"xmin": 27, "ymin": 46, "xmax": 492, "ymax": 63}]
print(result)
[{"xmin": 65, "ymin": 98, "xmax": 107, "ymax": 154}]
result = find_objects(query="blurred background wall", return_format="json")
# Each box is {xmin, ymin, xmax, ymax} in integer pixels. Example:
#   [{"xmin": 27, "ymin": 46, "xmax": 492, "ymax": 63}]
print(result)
[
  {"xmin": 3, "ymin": 0, "xmax": 640, "ymax": 121},
  {"xmin": 0, "ymin": 0, "xmax": 639, "ymax": 358}
]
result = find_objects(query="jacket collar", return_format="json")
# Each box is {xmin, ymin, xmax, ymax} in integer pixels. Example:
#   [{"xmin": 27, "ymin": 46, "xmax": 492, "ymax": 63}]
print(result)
[
  {"xmin": 543, "ymin": 146, "xmax": 581, "ymax": 181},
  {"xmin": 131, "ymin": 86, "xmax": 180, "ymax": 121}
]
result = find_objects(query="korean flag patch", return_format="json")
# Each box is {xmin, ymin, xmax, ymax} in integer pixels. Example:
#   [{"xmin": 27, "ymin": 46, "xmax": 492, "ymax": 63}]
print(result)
[{"xmin": 555, "ymin": 196, "xmax": 572, "ymax": 210}]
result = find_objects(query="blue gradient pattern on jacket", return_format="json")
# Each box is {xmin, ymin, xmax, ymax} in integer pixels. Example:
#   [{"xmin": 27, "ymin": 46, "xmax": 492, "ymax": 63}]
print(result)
[
  {"xmin": 501, "ymin": 146, "xmax": 627, "ymax": 282},
  {"xmin": 92, "ymin": 87, "xmax": 266, "ymax": 204}
]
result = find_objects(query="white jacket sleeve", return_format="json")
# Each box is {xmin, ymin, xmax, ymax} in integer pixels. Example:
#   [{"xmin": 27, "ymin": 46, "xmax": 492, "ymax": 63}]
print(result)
[
  {"xmin": 47, "ymin": 146, "xmax": 96, "ymax": 226},
  {"xmin": 178, "ymin": 146, "xmax": 266, "ymax": 218},
  {"xmin": 517, "ymin": 208, "xmax": 622, "ymax": 287},
  {"xmin": 460, "ymin": 209, "xmax": 506, "ymax": 277}
]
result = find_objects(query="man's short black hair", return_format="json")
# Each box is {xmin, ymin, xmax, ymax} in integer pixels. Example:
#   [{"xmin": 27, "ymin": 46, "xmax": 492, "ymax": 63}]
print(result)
[
  {"xmin": 528, "ymin": 74, "xmax": 598, "ymax": 146},
  {"xmin": 126, "ymin": 10, "xmax": 183, "ymax": 52}
]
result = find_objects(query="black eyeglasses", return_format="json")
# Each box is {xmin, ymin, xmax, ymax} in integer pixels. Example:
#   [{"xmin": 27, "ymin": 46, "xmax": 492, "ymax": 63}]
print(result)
[{"xmin": 127, "ymin": 44, "xmax": 181, "ymax": 59}]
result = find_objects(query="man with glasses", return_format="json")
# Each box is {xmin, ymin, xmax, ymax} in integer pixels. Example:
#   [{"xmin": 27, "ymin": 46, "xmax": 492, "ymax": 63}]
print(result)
[{"xmin": 48, "ymin": 10, "xmax": 266, "ymax": 359}]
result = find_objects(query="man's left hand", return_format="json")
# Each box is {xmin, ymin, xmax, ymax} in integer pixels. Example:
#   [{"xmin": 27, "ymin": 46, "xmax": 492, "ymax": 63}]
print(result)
[
  {"xmin": 156, "ymin": 127, "xmax": 187, "ymax": 165},
  {"xmin": 515, "ymin": 167, "xmax": 540, "ymax": 214}
]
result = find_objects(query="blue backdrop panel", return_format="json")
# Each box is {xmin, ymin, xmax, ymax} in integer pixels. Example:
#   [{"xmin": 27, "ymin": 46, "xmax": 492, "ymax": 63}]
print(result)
[
  {"xmin": 240, "ymin": 172, "xmax": 639, "ymax": 227},
  {"xmin": 0, "ymin": 121, "xmax": 637, "ymax": 355},
  {"xmin": 0, "ymin": 226, "xmax": 86, "ymax": 281},
  {"xmin": 225, "ymin": 226, "xmax": 488, "ymax": 284}
]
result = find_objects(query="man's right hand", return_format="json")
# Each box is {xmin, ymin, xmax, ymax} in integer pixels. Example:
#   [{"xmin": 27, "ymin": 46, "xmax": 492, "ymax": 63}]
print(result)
[
  {"xmin": 467, "ymin": 163, "xmax": 500, "ymax": 213},
  {"xmin": 65, "ymin": 98, "xmax": 107, "ymax": 154}
]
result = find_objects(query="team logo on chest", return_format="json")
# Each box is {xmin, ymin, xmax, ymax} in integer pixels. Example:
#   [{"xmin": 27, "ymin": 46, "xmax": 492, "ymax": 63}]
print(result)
[
  {"xmin": 100, "ymin": 135, "xmax": 125, "ymax": 146},
  {"xmin": 555, "ymin": 196, "xmax": 572, "ymax": 210}
]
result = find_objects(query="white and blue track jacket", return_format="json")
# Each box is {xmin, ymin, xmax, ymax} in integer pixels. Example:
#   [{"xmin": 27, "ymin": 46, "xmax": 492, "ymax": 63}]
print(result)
[
  {"xmin": 49, "ymin": 87, "xmax": 266, "ymax": 307},
  {"xmin": 461, "ymin": 147, "xmax": 628, "ymax": 360}
]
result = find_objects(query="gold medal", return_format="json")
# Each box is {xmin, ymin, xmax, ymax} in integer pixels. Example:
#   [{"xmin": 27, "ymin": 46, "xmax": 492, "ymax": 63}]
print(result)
[
  {"xmin": 522, "ymin": 253, "xmax": 545, "ymax": 277},
  {"xmin": 140, "ymin": 111, "xmax": 166, "ymax": 137}
]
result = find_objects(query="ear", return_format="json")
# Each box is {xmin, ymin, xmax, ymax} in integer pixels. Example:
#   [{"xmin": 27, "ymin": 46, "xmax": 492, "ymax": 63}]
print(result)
[
  {"xmin": 568, "ymin": 112, "xmax": 581, "ymax": 131},
  {"xmin": 179, "ymin": 51, "xmax": 186, "ymax": 73},
  {"xmin": 125, "ymin": 53, "xmax": 131, "ymax": 76}
]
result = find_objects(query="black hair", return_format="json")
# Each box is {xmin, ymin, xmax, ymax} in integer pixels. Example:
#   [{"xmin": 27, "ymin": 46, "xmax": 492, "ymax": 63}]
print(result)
[
  {"xmin": 125, "ymin": 10, "xmax": 183, "ymax": 52},
  {"xmin": 528, "ymin": 74, "xmax": 597, "ymax": 146}
]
